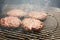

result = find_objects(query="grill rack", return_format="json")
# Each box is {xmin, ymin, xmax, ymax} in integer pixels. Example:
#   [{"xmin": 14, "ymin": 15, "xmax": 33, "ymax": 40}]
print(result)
[
  {"xmin": 0, "ymin": 29, "xmax": 52, "ymax": 40},
  {"xmin": 51, "ymin": 12, "xmax": 60, "ymax": 40},
  {"xmin": 0, "ymin": 13, "xmax": 58, "ymax": 40}
]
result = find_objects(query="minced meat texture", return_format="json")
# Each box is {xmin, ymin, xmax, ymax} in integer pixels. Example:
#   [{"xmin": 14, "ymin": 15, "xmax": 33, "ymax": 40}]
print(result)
[
  {"xmin": 22, "ymin": 18, "xmax": 44, "ymax": 30},
  {"xmin": 7, "ymin": 9, "xmax": 26, "ymax": 17},
  {"xmin": 0, "ymin": 16, "xmax": 21, "ymax": 27},
  {"xmin": 28, "ymin": 11, "xmax": 47, "ymax": 20}
]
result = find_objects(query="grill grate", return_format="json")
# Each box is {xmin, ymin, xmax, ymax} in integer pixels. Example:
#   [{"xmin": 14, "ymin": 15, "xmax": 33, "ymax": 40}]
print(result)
[
  {"xmin": 51, "ymin": 12, "xmax": 60, "ymax": 40},
  {"xmin": 0, "ymin": 30, "xmax": 52, "ymax": 40},
  {"xmin": 0, "ymin": 13, "xmax": 58, "ymax": 40}
]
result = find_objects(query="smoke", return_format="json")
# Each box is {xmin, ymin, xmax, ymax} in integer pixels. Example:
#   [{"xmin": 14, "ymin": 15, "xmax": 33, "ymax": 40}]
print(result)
[
  {"xmin": 2, "ymin": 0, "xmax": 51, "ymax": 15},
  {"xmin": 41, "ymin": 0, "xmax": 51, "ymax": 11}
]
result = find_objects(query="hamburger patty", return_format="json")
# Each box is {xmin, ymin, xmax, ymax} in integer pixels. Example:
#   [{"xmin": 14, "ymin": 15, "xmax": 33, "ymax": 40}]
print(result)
[
  {"xmin": 28, "ymin": 11, "xmax": 47, "ymax": 20},
  {"xmin": 0, "ymin": 16, "xmax": 21, "ymax": 27},
  {"xmin": 7, "ymin": 9, "xmax": 26, "ymax": 17},
  {"xmin": 22, "ymin": 18, "xmax": 44, "ymax": 30}
]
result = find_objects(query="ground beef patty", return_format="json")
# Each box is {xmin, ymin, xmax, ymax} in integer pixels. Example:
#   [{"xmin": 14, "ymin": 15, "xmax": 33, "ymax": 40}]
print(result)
[
  {"xmin": 22, "ymin": 18, "xmax": 44, "ymax": 31},
  {"xmin": 28, "ymin": 11, "xmax": 47, "ymax": 20},
  {"xmin": 0, "ymin": 16, "xmax": 21, "ymax": 27},
  {"xmin": 7, "ymin": 9, "xmax": 26, "ymax": 17}
]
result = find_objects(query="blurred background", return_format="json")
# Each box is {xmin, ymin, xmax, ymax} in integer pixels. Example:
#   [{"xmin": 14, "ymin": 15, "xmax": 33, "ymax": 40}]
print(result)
[
  {"xmin": 0, "ymin": 0, "xmax": 60, "ymax": 7},
  {"xmin": 0, "ymin": 0, "xmax": 60, "ymax": 14}
]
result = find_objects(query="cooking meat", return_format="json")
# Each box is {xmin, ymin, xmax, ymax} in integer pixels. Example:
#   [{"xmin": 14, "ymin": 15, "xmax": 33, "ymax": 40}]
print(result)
[
  {"xmin": 22, "ymin": 18, "xmax": 44, "ymax": 31},
  {"xmin": 28, "ymin": 11, "xmax": 47, "ymax": 20},
  {"xmin": 7, "ymin": 9, "xmax": 26, "ymax": 17},
  {"xmin": 0, "ymin": 16, "xmax": 21, "ymax": 27}
]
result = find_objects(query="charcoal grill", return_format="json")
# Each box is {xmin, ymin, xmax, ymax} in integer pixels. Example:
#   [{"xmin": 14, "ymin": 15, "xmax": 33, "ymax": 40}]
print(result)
[
  {"xmin": 0, "ymin": 0, "xmax": 60, "ymax": 40},
  {"xmin": 0, "ymin": 11, "xmax": 58, "ymax": 40}
]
